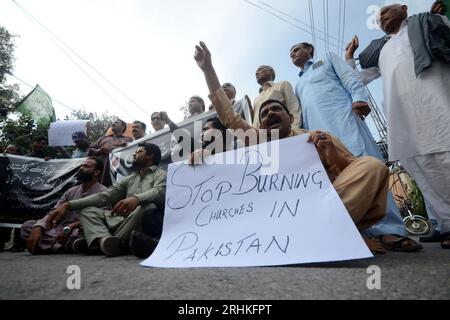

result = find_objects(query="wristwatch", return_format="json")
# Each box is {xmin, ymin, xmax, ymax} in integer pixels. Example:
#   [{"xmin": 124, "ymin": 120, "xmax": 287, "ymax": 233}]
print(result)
[{"xmin": 63, "ymin": 226, "xmax": 72, "ymax": 235}]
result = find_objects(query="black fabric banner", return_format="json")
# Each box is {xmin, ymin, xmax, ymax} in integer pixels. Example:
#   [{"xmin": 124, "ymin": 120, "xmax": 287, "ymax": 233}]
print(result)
[
  {"xmin": 0, "ymin": 155, "xmax": 85, "ymax": 223},
  {"xmin": 0, "ymin": 99, "xmax": 252, "ymax": 224}
]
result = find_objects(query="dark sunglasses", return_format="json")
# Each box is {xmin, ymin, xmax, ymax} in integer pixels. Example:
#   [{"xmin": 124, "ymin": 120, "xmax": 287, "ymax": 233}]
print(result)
[{"xmin": 151, "ymin": 117, "xmax": 160, "ymax": 121}]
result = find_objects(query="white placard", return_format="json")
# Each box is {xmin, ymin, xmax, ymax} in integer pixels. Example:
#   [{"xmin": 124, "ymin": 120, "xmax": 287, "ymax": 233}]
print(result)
[
  {"xmin": 142, "ymin": 134, "xmax": 372, "ymax": 268},
  {"xmin": 48, "ymin": 120, "xmax": 88, "ymax": 146}
]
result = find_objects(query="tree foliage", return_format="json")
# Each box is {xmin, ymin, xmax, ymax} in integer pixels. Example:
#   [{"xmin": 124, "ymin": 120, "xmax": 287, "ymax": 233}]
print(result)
[
  {"xmin": 0, "ymin": 114, "xmax": 48, "ymax": 154},
  {"xmin": 0, "ymin": 109, "xmax": 117, "ymax": 156},
  {"xmin": 408, "ymin": 180, "xmax": 427, "ymax": 217},
  {"xmin": 66, "ymin": 109, "xmax": 117, "ymax": 143},
  {"xmin": 0, "ymin": 25, "xmax": 116, "ymax": 155},
  {"xmin": 179, "ymin": 101, "xmax": 190, "ymax": 120},
  {"xmin": 0, "ymin": 25, "xmax": 20, "ymax": 119}
]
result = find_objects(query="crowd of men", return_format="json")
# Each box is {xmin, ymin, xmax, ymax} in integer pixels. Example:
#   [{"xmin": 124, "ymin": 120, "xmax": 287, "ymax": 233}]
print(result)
[{"xmin": 1, "ymin": 1, "xmax": 449, "ymax": 258}]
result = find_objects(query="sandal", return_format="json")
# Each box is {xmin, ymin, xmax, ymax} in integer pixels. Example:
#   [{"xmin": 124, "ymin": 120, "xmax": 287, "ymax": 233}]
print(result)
[
  {"xmin": 441, "ymin": 233, "xmax": 450, "ymax": 249},
  {"xmin": 376, "ymin": 234, "xmax": 423, "ymax": 252},
  {"xmin": 363, "ymin": 236, "xmax": 386, "ymax": 254}
]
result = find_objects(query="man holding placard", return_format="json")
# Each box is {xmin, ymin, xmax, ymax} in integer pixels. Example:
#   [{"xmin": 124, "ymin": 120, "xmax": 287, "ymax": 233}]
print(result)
[{"xmin": 193, "ymin": 41, "xmax": 389, "ymax": 253}]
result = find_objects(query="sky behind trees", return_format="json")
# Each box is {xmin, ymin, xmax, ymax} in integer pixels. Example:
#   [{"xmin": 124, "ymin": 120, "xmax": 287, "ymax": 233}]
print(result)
[{"xmin": 0, "ymin": 0, "xmax": 435, "ymax": 137}]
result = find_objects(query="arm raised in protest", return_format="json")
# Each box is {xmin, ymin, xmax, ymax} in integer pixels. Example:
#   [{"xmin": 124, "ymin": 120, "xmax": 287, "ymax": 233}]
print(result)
[{"xmin": 194, "ymin": 42, "xmax": 255, "ymax": 139}]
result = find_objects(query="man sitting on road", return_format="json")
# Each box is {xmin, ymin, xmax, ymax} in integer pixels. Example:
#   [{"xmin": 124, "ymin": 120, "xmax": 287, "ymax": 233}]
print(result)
[
  {"xmin": 48, "ymin": 142, "xmax": 166, "ymax": 257},
  {"xmin": 193, "ymin": 41, "xmax": 391, "ymax": 253},
  {"xmin": 21, "ymin": 157, "xmax": 107, "ymax": 255}
]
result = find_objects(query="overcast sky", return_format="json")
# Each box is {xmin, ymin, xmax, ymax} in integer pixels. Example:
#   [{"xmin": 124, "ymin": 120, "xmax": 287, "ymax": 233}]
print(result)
[{"xmin": 1, "ymin": 0, "xmax": 434, "ymax": 136}]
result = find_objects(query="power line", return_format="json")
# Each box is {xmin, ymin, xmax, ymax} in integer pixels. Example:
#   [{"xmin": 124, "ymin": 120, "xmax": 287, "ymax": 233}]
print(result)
[
  {"xmin": 244, "ymin": 0, "xmax": 341, "ymax": 50},
  {"xmin": 341, "ymin": 0, "xmax": 347, "ymax": 57},
  {"xmin": 10, "ymin": 74, "xmax": 77, "ymax": 112},
  {"xmin": 12, "ymin": 0, "xmax": 139, "ymax": 119},
  {"xmin": 327, "ymin": 0, "xmax": 330, "ymax": 52},
  {"xmin": 338, "ymin": 0, "xmax": 342, "ymax": 56},
  {"xmin": 19, "ymin": 4, "xmax": 151, "ymax": 118},
  {"xmin": 255, "ymin": 0, "xmax": 343, "ymax": 46},
  {"xmin": 322, "ymin": 0, "xmax": 329, "ymax": 52},
  {"xmin": 308, "ymin": 0, "xmax": 317, "ymax": 49},
  {"xmin": 15, "ymin": 6, "xmax": 134, "ymax": 119}
]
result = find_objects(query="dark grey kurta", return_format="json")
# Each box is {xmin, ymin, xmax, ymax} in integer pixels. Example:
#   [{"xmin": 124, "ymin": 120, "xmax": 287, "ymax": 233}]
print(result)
[{"xmin": 21, "ymin": 182, "xmax": 107, "ymax": 252}]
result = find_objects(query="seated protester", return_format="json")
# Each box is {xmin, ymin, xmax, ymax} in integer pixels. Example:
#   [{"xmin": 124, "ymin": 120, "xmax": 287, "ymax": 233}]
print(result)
[
  {"xmin": 88, "ymin": 119, "xmax": 133, "ymax": 187},
  {"xmin": 1, "ymin": 144, "xmax": 22, "ymax": 251},
  {"xmin": 201, "ymin": 117, "xmax": 237, "ymax": 152},
  {"xmin": 193, "ymin": 116, "xmax": 242, "ymax": 160},
  {"xmin": 48, "ymin": 143, "xmax": 166, "ymax": 257},
  {"xmin": 130, "ymin": 116, "xmax": 235, "ymax": 259},
  {"xmin": 193, "ymin": 41, "xmax": 390, "ymax": 253},
  {"xmin": 21, "ymin": 157, "xmax": 107, "ymax": 255},
  {"xmin": 132, "ymin": 121, "xmax": 147, "ymax": 140},
  {"xmin": 71, "ymin": 132, "xmax": 90, "ymax": 158}
]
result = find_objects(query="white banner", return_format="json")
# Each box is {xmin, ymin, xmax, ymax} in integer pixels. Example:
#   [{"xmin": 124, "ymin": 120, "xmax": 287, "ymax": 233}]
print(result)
[
  {"xmin": 142, "ymin": 134, "xmax": 372, "ymax": 268},
  {"xmin": 48, "ymin": 120, "xmax": 88, "ymax": 146}
]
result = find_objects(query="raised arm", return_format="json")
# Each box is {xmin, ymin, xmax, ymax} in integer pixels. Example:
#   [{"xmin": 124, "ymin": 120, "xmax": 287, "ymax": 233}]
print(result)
[
  {"xmin": 345, "ymin": 35, "xmax": 381, "ymax": 86},
  {"xmin": 194, "ymin": 42, "xmax": 253, "ymax": 133},
  {"xmin": 159, "ymin": 112, "xmax": 180, "ymax": 134}
]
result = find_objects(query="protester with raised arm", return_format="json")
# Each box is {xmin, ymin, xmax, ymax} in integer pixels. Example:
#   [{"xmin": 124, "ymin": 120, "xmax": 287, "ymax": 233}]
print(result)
[
  {"xmin": 193, "ymin": 41, "xmax": 392, "ymax": 253},
  {"xmin": 345, "ymin": 1, "xmax": 450, "ymax": 249}
]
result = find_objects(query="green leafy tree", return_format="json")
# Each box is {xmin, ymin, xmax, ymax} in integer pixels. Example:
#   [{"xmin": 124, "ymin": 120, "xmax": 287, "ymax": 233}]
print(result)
[
  {"xmin": 0, "ymin": 114, "xmax": 49, "ymax": 154},
  {"xmin": 66, "ymin": 109, "xmax": 118, "ymax": 143},
  {"xmin": 408, "ymin": 180, "xmax": 427, "ymax": 217},
  {"xmin": 0, "ymin": 25, "xmax": 20, "ymax": 119},
  {"xmin": 179, "ymin": 101, "xmax": 189, "ymax": 120}
]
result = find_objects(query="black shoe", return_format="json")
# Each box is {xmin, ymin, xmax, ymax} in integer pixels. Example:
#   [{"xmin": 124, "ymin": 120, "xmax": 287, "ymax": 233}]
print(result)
[
  {"xmin": 130, "ymin": 231, "xmax": 159, "ymax": 259},
  {"xmin": 419, "ymin": 230, "xmax": 441, "ymax": 243},
  {"xmin": 11, "ymin": 228, "xmax": 25, "ymax": 252},
  {"xmin": 11, "ymin": 243, "xmax": 25, "ymax": 252},
  {"xmin": 72, "ymin": 238, "xmax": 89, "ymax": 254},
  {"xmin": 72, "ymin": 238, "xmax": 102, "ymax": 255},
  {"xmin": 100, "ymin": 236, "xmax": 129, "ymax": 257}
]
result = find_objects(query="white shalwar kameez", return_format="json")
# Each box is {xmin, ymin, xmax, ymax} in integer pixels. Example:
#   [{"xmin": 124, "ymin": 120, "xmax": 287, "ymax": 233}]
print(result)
[{"xmin": 355, "ymin": 17, "xmax": 450, "ymax": 234}]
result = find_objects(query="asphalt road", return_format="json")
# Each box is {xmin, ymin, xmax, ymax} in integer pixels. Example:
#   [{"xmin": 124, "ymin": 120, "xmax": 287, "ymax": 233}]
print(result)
[{"xmin": 0, "ymin": 242, "xmax": 449, "ymax": 300}]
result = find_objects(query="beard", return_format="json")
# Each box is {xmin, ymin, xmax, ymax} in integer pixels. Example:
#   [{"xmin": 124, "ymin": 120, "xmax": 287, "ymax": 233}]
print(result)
[
  {"xmin": 130, "ymin": 159, "xmax": 144, "ymax": 171},
  {"xmin": 75, "ymin": 170, "xmax": 93, "ymax": 182}
]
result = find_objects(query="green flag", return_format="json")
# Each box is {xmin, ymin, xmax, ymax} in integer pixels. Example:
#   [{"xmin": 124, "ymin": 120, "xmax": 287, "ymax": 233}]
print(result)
[
  {"xmin": 443, "ymin": 0, "xmax": 450, "ymax": 20},
  {"xmin": 16, "ymin": 84, "xmax": 56, "ymax": 127}
]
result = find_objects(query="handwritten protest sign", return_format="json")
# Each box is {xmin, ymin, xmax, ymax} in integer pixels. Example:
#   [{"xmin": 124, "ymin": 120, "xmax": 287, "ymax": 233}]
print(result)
[
  {"xmin": 142, "ymin": 134, "xmax": 372, "ymax": 268},
  {"xmin": 48, "ymin": 120, "xmax": 89, "ymax": 146}
]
